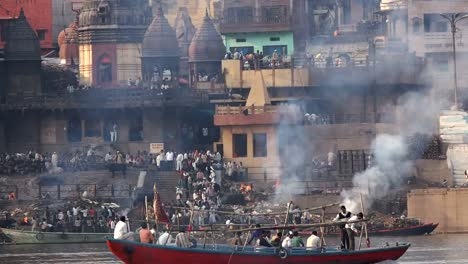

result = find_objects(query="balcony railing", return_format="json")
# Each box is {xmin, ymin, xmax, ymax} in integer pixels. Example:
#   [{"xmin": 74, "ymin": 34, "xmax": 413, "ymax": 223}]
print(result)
[
  {"xmin": 1, "ymin": 88, "xmax": 208, "ymax": 110},
  {"xmin": 220, "ymin": 15, "xmax": 291, "ymax": 33}
]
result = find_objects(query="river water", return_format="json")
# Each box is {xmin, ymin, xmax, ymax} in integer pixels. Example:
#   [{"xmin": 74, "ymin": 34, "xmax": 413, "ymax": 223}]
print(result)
[{"xmin": 0, "ymin": 234, "xmax": 467, "ymax": 263}]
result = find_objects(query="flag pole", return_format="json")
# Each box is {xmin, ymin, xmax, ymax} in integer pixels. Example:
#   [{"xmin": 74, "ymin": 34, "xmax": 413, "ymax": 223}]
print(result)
[
  {"xmin": 154, "ymin": 183, "xmax": 159, "ymax": 237},
  {"xmin": 145, "ymin": 195, "xmax": 149, "ymax": 227}
]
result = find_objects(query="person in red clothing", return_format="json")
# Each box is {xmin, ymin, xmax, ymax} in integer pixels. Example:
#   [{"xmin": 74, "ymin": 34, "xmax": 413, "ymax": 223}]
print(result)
[{"xmin": 89, "ymin": 207, "xmax": 96, "ymax": 218}]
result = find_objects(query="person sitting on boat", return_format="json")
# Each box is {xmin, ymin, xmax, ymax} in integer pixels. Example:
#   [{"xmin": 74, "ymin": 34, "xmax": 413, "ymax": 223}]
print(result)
[
  {"xmin": 114, "ymin": 216, "xmax": 134, "ymax": 241},
  {"xmin": 258, "ymin": 231, "xmax": 272, "ymax": 247},
  {"xmin": 345, "ymin": 212, "xmax": 363, "ymax": 251},
  {"xmin": 139, "ymin": 222, "xmax": 154, "ymax": 244},
  {"xmin": 175, "ymin": 227, "xmax": 195, "ymax": 248},
  {"xmin": 333, "ymin": 205, "xmax": 351, "ymax": 250},
  {"xmin": 291, "ymin": 230, "xmax": 304, "ymax": 247},
  {"xmin": 270, "ymin": 231, "xmax": 283, "ymax": 247},
  {"xmin": 230, "ymin": 231, "xmax": 243, "ymax": 246},
  {"xmin": 281, "ymin": 231, "xmax": 294, "ymax": 248},
  {"xmin": 247, "ymin": 224, "xmax": 262, "ymax": 245},
  {"xmin": 157, "ymin": 226, "xmax": 173, "ymax": 245},
  {"xmin": 306, "ymin": 230, "xmax": 320, "ymax": 250}
]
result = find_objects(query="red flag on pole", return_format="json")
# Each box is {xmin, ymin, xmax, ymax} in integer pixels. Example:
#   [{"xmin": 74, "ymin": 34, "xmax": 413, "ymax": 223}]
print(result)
[{"xmin": 153, "ymin": 184, "xmax": 170, "ymax": 224}]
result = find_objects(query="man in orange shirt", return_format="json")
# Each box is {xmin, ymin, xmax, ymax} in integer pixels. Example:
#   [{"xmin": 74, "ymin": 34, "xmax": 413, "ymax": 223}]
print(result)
[{"xmin": 139, "ymin": 222, "xmax": 154, "ymax": 244}]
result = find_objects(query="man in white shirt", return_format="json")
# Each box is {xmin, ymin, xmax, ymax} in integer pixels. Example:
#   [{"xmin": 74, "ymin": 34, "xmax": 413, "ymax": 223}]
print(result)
[
  {"xmin": 105, "ymin": 152, "xmax": 112, "ymax": 162},
  {"xmin": 114, "ymin": 216, "xmax": 134, "ymax": 240},
  {"xmin": 345, "ymin": 212, "xmax": 363, "ymax": 251},
  {"xmin": 57, "ymin": 210, "xmax": 65, "ymax": 222},
  {"xmin": 157, "ymin": 227, "xmax": 173, "ymax": 245},
  {"xmin": 281, "ymin": 231, "xmax": 294, "ymax": 248},
  {"xmin": 306, "ymin": 230, "xmax": 320, "ymax": 250},
  {"xmin": 81, "ymin": 207, "xmax": 88, "ymax": 218},
  {"xmin": 176, "ymin": 153, "xmax": 184, "ymax": 171}
]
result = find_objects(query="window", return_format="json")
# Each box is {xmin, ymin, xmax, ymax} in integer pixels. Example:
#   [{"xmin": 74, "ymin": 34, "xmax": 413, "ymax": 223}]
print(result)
[
  {"xmin": 129, "ymin": 115, "xmax": 143, "ymax": 142},
  {"xmin": 261, "ymin": 6, "xmax": 288, "ymax": 24},
  {"xmin": 233, "ymin": 134, "xmax": 247, "ymax": 157},
  {"xmin": 36, "ymin": 30, "xmax": 47, "ymax": 40},
  {"xmin": 270, "ymin": 37, "xmax": 280, "ymax": 41},
  {"xmin": 424, "ymin": 14, "xmax": 449, "ymax": 32},
  {"xmin": 226, "ymin": 7, "xmax": 253, "ymax": 24},
  {"xmin": 253, "ymin": 133, "xmax": 267, "ymax": 157},
  {"xmin": 236, "ymin": 38, "xmax": 247, "ymax": 42},
  {"xmin": 85, "ymin": 119, "xmax": 101, "ymax": 137},
  {"xmin": 412, "ymin": 18, "xmax": 421, "ymax": 33},
  {"xmin": 263, "ymin": 45, "xmax": 287, "ymax": 56},
  {"xmin": 98, "ymin": 54, "xmax": 112, "ymax": 83}
]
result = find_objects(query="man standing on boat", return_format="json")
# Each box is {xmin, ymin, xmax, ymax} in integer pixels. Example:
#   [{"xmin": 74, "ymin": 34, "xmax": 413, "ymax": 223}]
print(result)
[
  {"xmin": 346, "ymin": 212, "xmax": 363, "ymax": 251},
  {"xmin": 139, "ymin": 223, "xmax": 154, "ymax": 244},
  {"xmin": 333, "ymin": 205, "xmax": 351, "ymax": 250}
]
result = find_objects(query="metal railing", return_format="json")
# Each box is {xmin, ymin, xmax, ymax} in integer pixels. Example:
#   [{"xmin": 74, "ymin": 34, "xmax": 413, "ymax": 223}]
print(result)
[
  {"xmin": 2, "ymin": 88, "xmax": 208, "ymax": 110},
  {"xmin": 38, "ymin": 184, "xmax": 134, "ymax": 200}
]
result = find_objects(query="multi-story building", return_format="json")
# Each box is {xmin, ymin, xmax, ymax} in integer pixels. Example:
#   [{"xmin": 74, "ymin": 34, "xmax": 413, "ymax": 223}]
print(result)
[
  {"xmin": 0, "ymin": 1, "xmax": 218, "ymax": 154},
  {"xmin": 381, "ymin": 0, "xmax": 468, "ymax": 96},
  {"xmin": 219, "ymin": 0, "xmax": 296, "ymax": 57},
  {"xmin": 209, "ymin": 0, "xmax": 428, "ymax": 186}
]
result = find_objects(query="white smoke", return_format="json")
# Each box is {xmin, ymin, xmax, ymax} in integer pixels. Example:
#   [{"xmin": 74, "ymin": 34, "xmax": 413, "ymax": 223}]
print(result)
[
  {"xmin": 341, "ymin": 91, "xmax": 447, "ymax": 213},
  {"xmin": 341, "ymin": 134, "xmax": 411, "ymax": 213}
]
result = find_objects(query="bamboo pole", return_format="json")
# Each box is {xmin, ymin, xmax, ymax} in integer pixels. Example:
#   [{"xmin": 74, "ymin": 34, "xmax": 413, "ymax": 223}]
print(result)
[
  {"xmin": 360, "ymin": 193, "xmax": 370, "ymax": 248},
  {"xmin": 163, "ymin": 225, "xmax": 173, "ymax": 246},
  {"xmin": 145, "ymin": 196, "xmax": 149, "ymax": 227},
  {"xmin": 281, "ymin": 202, "xmax": 293, "ymax": 241},
  {"xmin": 319, "ymin": 207, "xmax": 327, "ymax": 247},
  {"xmin": 167, "ymin": 203, "xmax": 340, "ymax": 216}
]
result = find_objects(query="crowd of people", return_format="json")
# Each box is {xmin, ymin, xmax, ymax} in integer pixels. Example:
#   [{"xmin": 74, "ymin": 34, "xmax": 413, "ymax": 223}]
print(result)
[
  {"xmin": 16, "ymin": 205, "xmax": 122, "ymax": 234},
  {"xmin": 225, "ymin": 49, "xmax": 290, "ymax": 70},
  {"xmin": 0, "ymin": 148, "xmax": 162, "ymax": 176},
  {"xmin": 303, "ymin": 113, "xmax": 333, "ymax": 125}
]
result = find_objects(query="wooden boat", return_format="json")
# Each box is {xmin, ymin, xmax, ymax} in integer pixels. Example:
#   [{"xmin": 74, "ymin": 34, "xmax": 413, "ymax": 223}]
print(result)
[
  {"xmin": 0, "ymin": 228, "xmax": 112, "ymax": 244},
  {"xmin": 367, "ymin": 222, "xmax": 438, "ymax": 236},
  {"xmin": 301, "ymin": 222, "xmax": 439, "ymax": 237},
  {"xmin": 107, "ymin": 239, "xmax": 410, "ymax": 264}
]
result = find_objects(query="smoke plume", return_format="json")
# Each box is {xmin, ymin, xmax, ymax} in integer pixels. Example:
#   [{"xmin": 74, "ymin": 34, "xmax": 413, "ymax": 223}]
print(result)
[{"xmin": 342, "ymin": 90, "xmax": 447, "ymax": 213}]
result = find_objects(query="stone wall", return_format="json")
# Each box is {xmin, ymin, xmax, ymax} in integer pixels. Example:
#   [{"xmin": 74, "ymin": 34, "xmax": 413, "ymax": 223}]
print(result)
[{"xmin": 408, "ymin": 188, "xmax": 468, "ymax": 233}]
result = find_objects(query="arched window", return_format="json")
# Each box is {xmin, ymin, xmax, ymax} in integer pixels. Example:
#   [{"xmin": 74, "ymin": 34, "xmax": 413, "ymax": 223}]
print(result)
[{"xmin": 98, "ymin": 54, "xmax": 112, "ymax": 83}]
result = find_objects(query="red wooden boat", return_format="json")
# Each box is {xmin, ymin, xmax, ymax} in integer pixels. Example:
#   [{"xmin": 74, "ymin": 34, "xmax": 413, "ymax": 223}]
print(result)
[{"xmin": 107, "ymin": 239, "xmax": 410, "ymax": 264}]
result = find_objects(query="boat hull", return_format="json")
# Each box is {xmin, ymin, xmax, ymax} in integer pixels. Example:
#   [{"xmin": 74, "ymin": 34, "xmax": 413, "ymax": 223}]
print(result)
[
  {"xmin": 367, "ymin": 223, "xmax": 438, "ymax": 236},
  {"xmin": 107, "ymin": 239, "xmax": 410, "ymax": 264},
  {"xmin": 1, "ymin": 228, "xmax": 111, "ymax": 244}
]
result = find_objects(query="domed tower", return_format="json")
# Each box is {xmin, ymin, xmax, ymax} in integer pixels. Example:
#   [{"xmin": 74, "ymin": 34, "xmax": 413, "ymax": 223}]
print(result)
[
  {"xmin": 141, "ymin": 2, "xmax": 179, "ymax": 88},
  {"xmin": 174, "ymin": 7, "xmax": 196, "ymax": 78},
  {"xmin": 5, "ymin": 8, "xmax": 42, "ymax": 96},
  {"xmin": 188, "ymin": 10, "xmax": 226, "ymax": 87},
  {"xmin": 58, "ymin": 18, "xmax": 79, "ymax": 68},
  {"xmin": 78, "ymin": 0, "xmax": 151, "ymax": 88}
]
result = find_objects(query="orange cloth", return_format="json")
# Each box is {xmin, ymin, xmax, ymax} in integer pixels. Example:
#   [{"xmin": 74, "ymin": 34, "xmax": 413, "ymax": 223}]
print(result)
[{"xmin": 139, "ymin": 228, "xmax": 153, "ymax": 244}]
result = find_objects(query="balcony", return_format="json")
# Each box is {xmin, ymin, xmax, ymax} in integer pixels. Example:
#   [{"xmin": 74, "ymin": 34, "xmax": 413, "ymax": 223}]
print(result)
[
  {"xmin": 220, "ymin": 15, "xmax": 291, "ymax": 34},
  {"xmin": 1, "ymin": 88, "xmax": 208, "ymax": 110},
  {"xmin": 214, "ymin": 104, "xmax": 303, "ymax": 126}
]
